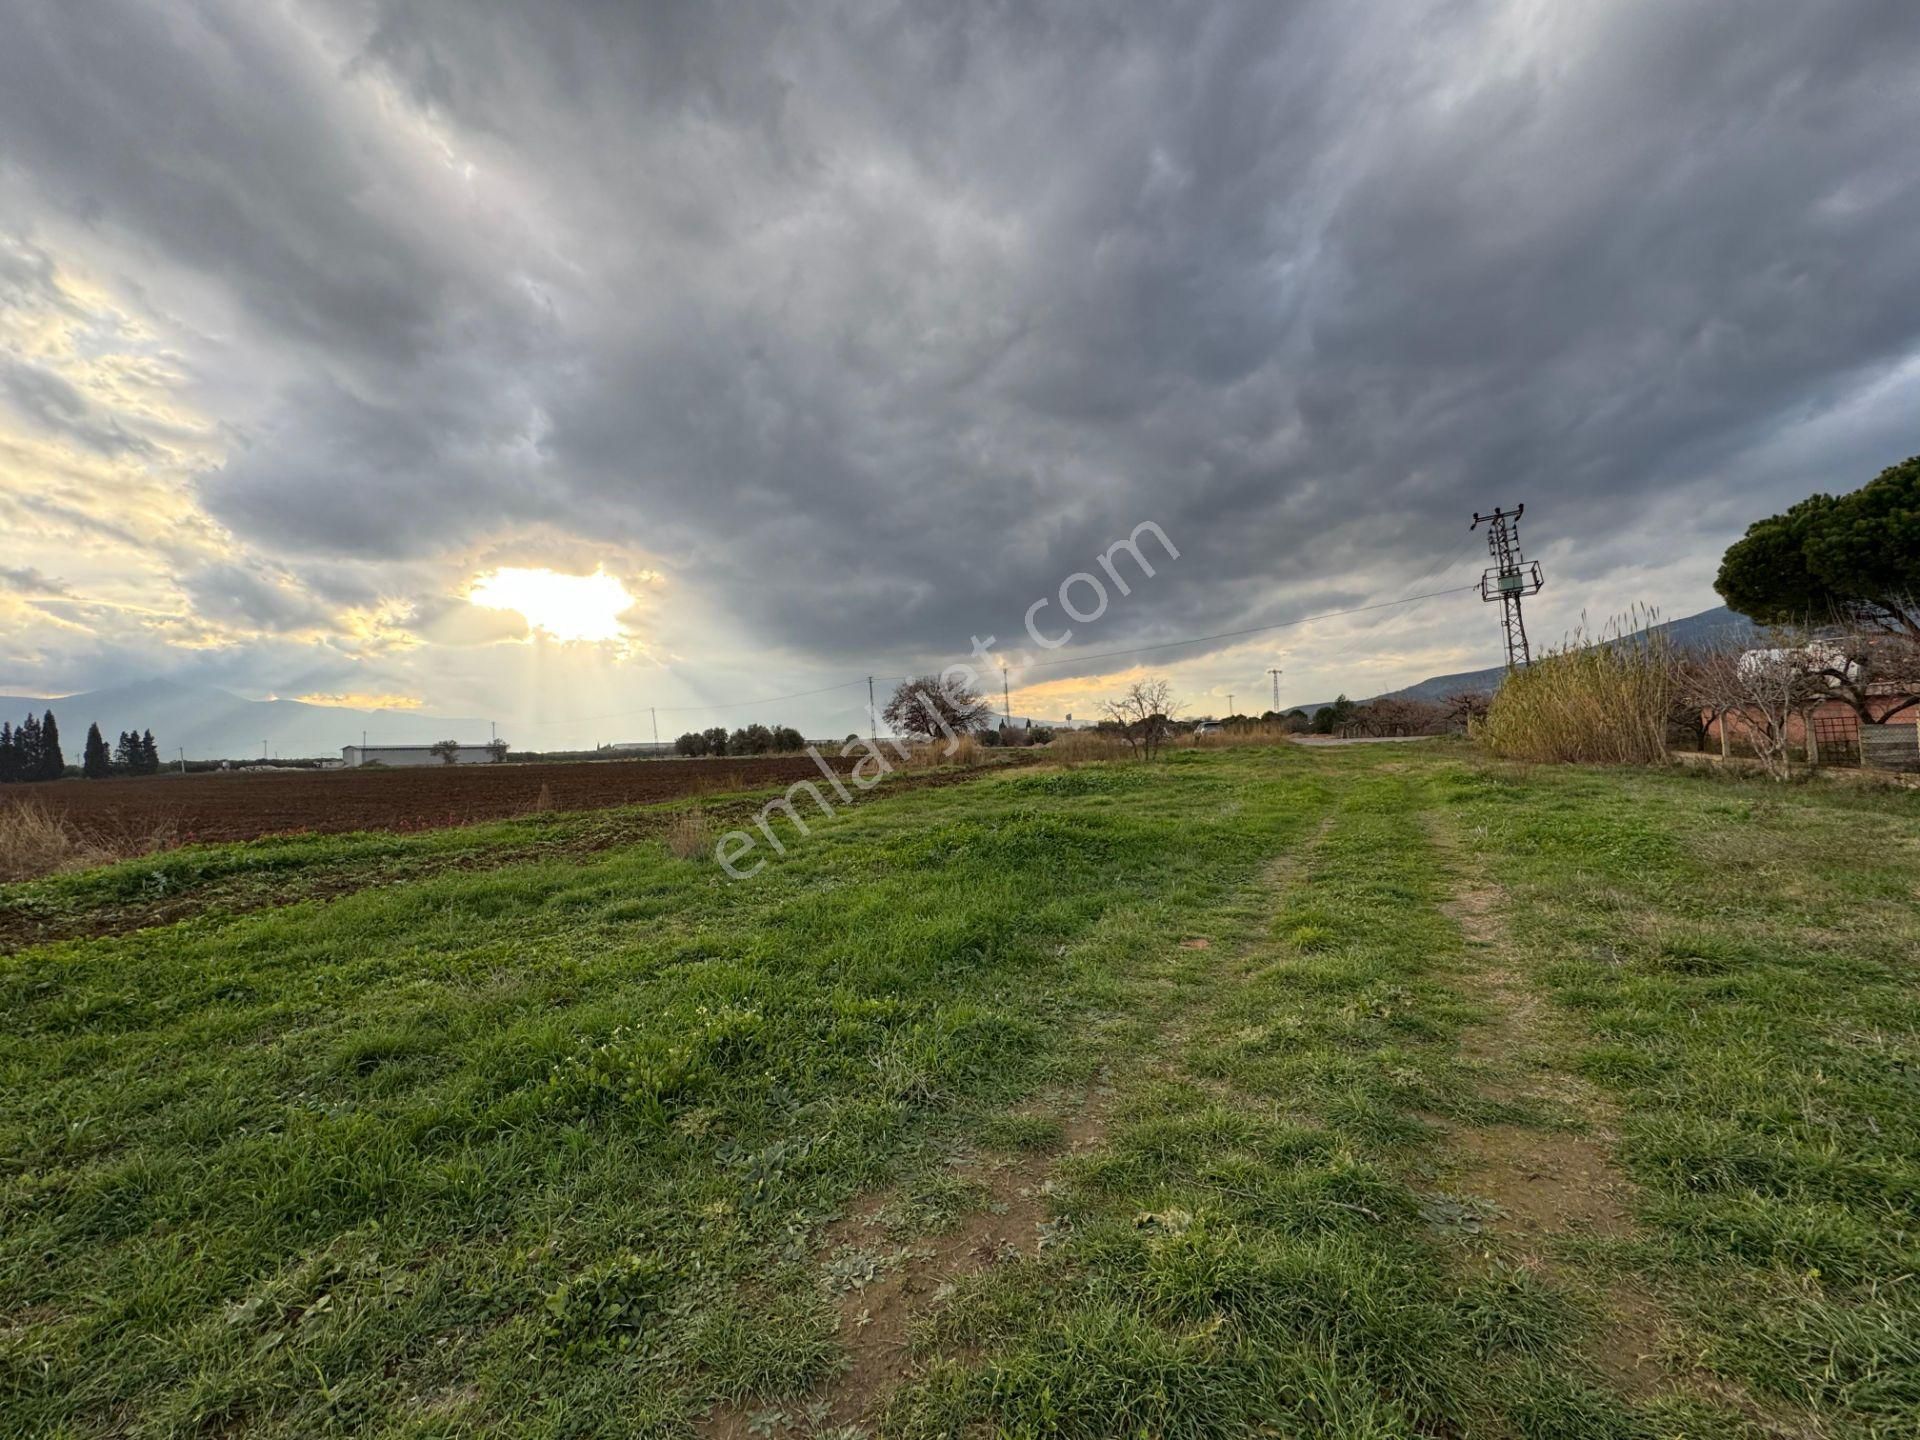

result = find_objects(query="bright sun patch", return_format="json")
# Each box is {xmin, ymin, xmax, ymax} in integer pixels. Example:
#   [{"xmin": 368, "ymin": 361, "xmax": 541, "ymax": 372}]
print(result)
[{"xmin": 467, "ymin": 566, "xmax": 634, "ymax": 643}]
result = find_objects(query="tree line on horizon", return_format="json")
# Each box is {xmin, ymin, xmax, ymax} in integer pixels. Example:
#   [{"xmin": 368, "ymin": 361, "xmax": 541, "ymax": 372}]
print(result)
[
  {"xmin": 0, "ymin": 712, "xmax": 162, "ymax": 782},
  {"xmin": 674, "ymin": 723, "xmax": 808, "ymax": 757}
]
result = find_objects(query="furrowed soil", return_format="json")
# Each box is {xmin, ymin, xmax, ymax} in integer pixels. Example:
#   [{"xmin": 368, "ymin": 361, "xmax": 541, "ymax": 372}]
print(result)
[
  {"xmin": 8, "ymin": 754, "xmax": 886, "ymax": 845},
  {"xmin": 3, "ymin": 742, "xmax": 1916, "ymax": 1440}
]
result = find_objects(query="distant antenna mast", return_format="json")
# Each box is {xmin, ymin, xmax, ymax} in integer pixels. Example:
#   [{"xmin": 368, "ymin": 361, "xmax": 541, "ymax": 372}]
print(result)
[{"xmin": 1469, "ymin": 504, "xmax": 1545, "ymax": 668}]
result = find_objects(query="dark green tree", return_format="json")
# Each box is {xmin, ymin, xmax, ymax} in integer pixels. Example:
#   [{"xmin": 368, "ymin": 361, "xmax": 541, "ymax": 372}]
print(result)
[
  {"xmin": 1311, "ymin": 696, "xmax": 1357, "ymax": 735},
  {"xmin": 17, "ymin": 715, "xmax": 41, "ymax": 779},
  {"xmin": 0, "ymin": 721, "xmax": 14, "ymax": 783},
  {"xmin": 138, "ymin": 729, "xmax": 160, "ymax": 774},
  {"xmin": 1715, "ymin": 456, "xmax": 1920, "ymax": 636},
  {"xmin": 37, "ymin": 711, "xmax": 63, "ymax": 779},
  {"xmin": 675, "ymin": 731, "xmax": 707, "ymax": 756},
  {"xmin": 728, "ymin": 723, "xmax": 774, "ymax": 755},
  {"xmin": 82, "ymin": 723, "xmax": 113, "ymax": 779},
  {"xmin": 115, "ymin": 731, "xmax": 138, "ymax": 771},
  {"xmin": 701, "ymin": 726, "xmax": 729, "ymax": 756}
]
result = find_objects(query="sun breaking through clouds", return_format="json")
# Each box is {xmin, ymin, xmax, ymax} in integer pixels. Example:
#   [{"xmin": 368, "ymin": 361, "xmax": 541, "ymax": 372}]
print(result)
[{"xmin": 467, "ymin": 567, "xmax": 636, "ymax": 645}]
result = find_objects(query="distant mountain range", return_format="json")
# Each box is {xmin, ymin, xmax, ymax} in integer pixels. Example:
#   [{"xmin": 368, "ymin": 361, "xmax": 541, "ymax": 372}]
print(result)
[
  {"xmin": 3, "ymin": 606, "xmax": 1760, "ymax": 755},
  {"xmin": 1299, "ymin": 604, "xmax": 1758, "ymax": 712},
  {"xmin": 0, "ymin": 679, "xmax": 490, "ymax": 761}
]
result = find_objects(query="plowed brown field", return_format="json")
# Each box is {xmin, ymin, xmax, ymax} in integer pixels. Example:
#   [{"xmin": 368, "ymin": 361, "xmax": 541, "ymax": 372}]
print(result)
[{"xmin": 14, "ymin": 755, "xmax": 870, "ymax": 844}]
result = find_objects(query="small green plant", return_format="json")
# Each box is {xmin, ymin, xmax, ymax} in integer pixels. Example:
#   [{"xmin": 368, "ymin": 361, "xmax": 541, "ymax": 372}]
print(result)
[{"xmin": 541, "ymin": 1251, "xmax": 672, "ymax": 1358}]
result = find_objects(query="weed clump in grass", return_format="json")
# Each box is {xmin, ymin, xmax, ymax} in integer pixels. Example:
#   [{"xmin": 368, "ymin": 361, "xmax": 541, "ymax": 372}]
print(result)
[
  {"xmin": 665, "ymin": 806, "xmax": 713, "ymax": 859},
  {"xmin": 1476, "ymin": 607, "xmax": 1674, "ymax": 765}
]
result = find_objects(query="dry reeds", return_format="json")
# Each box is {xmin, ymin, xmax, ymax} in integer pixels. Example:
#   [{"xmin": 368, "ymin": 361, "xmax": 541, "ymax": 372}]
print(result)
[
  {"xmin": 1191, "ymin": 724, "xmax": 1291, "ymax": 750},
  {"xmin": 1048, "ymin": 731, "xmax": 1129, "ymax": 765},
  {"xmin": 0, "ymin": 800, "xmax": 175, "ymax": 883},
  {"xmin": 898, "ymin": 735, "xmax": 983, "ymax": 770},
  {"xmin": 664, "ymin": 807, "xmax": 713, "ymax": 860},
  {"xmin": 1474, "ymin": 607, "xmax": 1674, "ymax": 765}
]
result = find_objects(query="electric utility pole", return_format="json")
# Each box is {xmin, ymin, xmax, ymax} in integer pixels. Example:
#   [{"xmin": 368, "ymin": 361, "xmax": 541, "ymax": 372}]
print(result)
[
  {"xmin": 1226, "ymin": 693, "xmax": 1235, "ymax": 721},
  {"xmin": 868, "ymin": 676, "xmax": 876, "ymax": 740},
  {"xmin": 1470, "ymin": 504, "xmax": 1545, "ymax": 668},
  {"xmin": 1268, "ymin": 667, "xmax": 1282, "ymax": 712},
  {"xmin": 649, "ymin": 707, "xmax": 658, "ymax": 748},
  {"xmin": 1002, "ymin": 666, "xmax": 1011, "ymax": 724}
]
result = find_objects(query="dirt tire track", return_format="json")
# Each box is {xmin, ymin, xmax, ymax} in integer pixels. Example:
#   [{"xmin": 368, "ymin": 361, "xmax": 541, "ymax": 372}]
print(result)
[
  {"xmin": 1422, "ymin": 812, "xmax": 1672, "ymax": 1399},
  {"xmin": 696, "ymin": 815, "xmax": 1336, "ymax": 1436}
]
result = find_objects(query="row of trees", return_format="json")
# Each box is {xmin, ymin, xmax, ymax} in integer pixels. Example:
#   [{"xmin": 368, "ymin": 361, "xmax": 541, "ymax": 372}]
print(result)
[
  {"xmin": 83, "ymin": 727, "xmax": 162, "ymax": 777},
  {"xmin": 1304, "ymin": 692, "xmax": 1489, "ymax": 737},
  {"xmin": 673, "ymin": 723, "xmax": 808, "ymax": 757},
  {"xmin": 0, "ymin": 714, "xmax": 161, "ymax": 781},
  {"xmin": 0, "ymin": 712, "xmax": 64, "ymax": 782}
]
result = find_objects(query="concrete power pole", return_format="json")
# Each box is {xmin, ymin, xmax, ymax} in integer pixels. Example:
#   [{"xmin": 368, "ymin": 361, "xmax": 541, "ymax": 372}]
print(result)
[
  {"xmin": 868, "ymin": 676, "xmax": 876, "ymax": 740},
  {"xmin": 650, "ymin": 707, "xmax": 658, "ymax": 748},
  {"xmin": 1002, "ymin": 667, "xmax": 1011, "ymax": 724},
  {"xmin": 1470, "ymin": 504, "xmax": 1546, "ymax": 668},
  {"xmin": 1226, "ymin": 693, "xmax": 1234, "ymax": 721}
]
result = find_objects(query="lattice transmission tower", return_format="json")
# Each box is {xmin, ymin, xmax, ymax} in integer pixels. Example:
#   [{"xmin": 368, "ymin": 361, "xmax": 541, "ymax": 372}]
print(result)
[{"xmin": 1469, "ymin": 504, "xmax": 1545, "ymax": 668}]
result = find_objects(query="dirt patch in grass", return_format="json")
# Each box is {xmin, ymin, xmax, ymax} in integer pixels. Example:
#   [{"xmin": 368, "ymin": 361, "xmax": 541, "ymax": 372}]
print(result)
[
  {"xmin": 1451, "ymin": 1125, "xmax": 1634, "ymax": 1241},
  {"xmin": 699, "ymin": 1080, "xmax": 1116, "ymax": 1437}
]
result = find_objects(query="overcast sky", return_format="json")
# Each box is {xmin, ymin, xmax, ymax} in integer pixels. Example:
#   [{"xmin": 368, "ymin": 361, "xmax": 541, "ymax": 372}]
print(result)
[{"xmin": 3, "ymin": 0, "xmax": 1918, "ymax": 742}]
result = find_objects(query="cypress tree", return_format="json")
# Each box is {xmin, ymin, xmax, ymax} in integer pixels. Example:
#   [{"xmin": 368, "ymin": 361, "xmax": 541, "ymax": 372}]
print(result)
[
  {"xmin": 19, "ymin": 714, "xmax": 41, "ymax": 780},
  {"xmin": 39, "ymin": 710, "xmax": 64, "ymax": 779},
  {"xmin": 0, "ymin": 721, "xmax": 14, "ymax": 783},
  {"xmin": 82, "ymin": 723, "xmax": 112, "ymax": 779},
  {"xmin": 139, "ymin": 729, "xmax": 160, "ymax": 775}
]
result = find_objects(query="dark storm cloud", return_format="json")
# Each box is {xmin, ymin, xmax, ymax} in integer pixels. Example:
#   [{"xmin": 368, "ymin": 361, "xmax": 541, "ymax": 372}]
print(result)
[{"xmin": 5, "ymin": 0, "xmax": 1919, "ymax": 667}]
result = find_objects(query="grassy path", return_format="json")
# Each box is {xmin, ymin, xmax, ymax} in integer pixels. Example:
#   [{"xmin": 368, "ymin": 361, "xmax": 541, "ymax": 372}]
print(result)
[{"xmin": 3, "ymin": 744, "xmax": 1916, "ymax": 1437}]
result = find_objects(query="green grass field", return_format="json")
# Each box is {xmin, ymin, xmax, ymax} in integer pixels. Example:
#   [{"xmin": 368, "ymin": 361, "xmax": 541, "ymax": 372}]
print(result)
[{"xmin": 3, "ymin": 744, "xmax": 1916, "ymax": 1438}]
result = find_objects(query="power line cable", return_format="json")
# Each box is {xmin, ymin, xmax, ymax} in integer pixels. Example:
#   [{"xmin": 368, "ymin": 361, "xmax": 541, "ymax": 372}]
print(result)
[
  {"xmin": 516, "ymin": 677, "xmax": 870, "ymax": 727},
  {"xmin": 1014, "ymin": 583, "xmax": 1477, "ymax": 673}
]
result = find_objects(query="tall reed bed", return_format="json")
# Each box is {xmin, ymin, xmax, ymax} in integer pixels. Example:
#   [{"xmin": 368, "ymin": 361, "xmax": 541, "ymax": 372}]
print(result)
[
  {"xmin": 0, "ymin": 800, "xmax": 175, "ymax": 883},
  {"xmin": 1475, "ymin": 607, "xmax": 1673, "ymax": 764}
]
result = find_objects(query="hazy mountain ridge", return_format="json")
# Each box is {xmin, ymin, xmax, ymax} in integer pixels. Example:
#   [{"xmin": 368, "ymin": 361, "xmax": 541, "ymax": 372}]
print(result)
[
  {"xmin": 1299, "ymin": 605, "xmax": 1758, "ymax": 711},
  {"xmin": 0, "ymin": 679, "xmax": 490, "ymax": 761}
]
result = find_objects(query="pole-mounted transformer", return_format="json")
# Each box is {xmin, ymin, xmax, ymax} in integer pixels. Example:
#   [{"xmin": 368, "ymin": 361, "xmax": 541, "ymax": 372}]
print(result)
[{"xmin": 1470, "ymin": 504, "xmax": 1544, "ymax": 668}]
